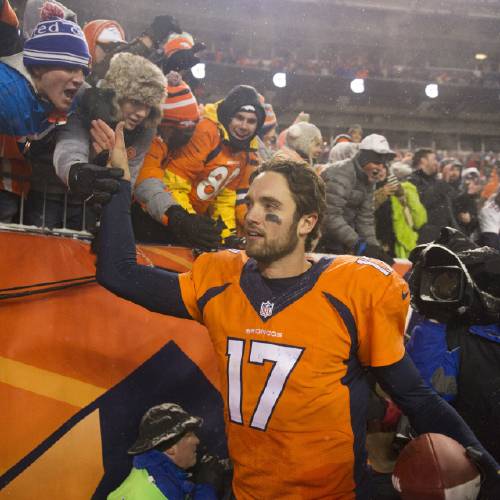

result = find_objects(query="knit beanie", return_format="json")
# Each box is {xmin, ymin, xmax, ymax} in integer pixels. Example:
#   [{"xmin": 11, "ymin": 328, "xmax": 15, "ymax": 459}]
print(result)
[
  {"xmin": 100, "ymin": 53, "xmax": 166, "ymax": 129},
  {"xmin": 217, "ymin": 85, "xmax": 265, "ymax": 149},
  {"xmin": 261, "ymin": 103, "xmax": 277, "ymax": 135},
  {"xmin": 23, "ymin": 16, "xmax": 90, "ymax": 74},
  {"xmin": 163, "ymin": 32, "xmax": 194, "ymax": 58},
  {"xmin": 161, "ymin": 72, "xmax": 199, "ymax": 126},
  {"xmin": 83, "ymin": 19, "xmax": 125, "ymax": 61},
  {"xmin": 286, "ymin": 122, "xmax": 322, "ymax": 160}
]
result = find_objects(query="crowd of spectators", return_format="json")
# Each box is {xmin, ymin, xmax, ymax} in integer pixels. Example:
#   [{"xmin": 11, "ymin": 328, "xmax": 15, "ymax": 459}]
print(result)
[
  {"xmin": 1, "ymin": 1, "xmax": 500, "ymax": 498},
  {"xmin": 202, "ymin": 45, "xmax": 500, "ymax": 89}
]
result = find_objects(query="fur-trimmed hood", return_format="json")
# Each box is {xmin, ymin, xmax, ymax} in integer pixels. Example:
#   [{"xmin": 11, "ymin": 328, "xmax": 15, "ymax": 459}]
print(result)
[{"xmin": 100, "ymin": 52, "xmax": 166, "ymax": 128}]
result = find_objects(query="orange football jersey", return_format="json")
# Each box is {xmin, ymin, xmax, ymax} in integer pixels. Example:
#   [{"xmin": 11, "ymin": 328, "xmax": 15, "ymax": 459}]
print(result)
[{"xmin": 178, "ymin": 251, "xmax": 409, "ymax": 499}]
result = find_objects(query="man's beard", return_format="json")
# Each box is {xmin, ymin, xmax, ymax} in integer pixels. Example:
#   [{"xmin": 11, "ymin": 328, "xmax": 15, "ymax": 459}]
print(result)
[{"xmin": 245, "ymin": 221, "xmax": 300, "ymax": 264}]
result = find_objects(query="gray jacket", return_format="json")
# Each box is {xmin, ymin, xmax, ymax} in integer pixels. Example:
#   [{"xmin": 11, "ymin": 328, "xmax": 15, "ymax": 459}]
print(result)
[
  {"xmin": 321, "ymin": 155, "xmax": 378, "ymax": 251},
  {"xmin": 53, "ymin": 113, "xmax": 155, "ymax": 188}
]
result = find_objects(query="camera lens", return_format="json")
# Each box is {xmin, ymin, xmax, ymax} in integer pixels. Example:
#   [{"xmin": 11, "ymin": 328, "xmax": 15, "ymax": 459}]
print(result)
[{"xmin": 430, "ymin": 270, "xmax": 461, "ymax": 301}]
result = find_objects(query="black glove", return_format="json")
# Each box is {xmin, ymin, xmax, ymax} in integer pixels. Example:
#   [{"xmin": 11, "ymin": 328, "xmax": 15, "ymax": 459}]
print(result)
[
  {"xmin": 162, "ymin": 42, "xmax": 206, "ymax": 73},
  {"xmin": 223, "ymin": 235, "xmax": 245, "ymax": 249},
  {"xmin": 68, "ymin": 163, "xmax": 123, "ymax": 212},
  {"xmin": 355, "ymin": 240, "xmax": 394, "ymax": 265},
  {"xmin": 166, "ymin": 205, "xmax": 222, "ymax": 249},
  {"xmin": 148, "ymin": 15, "xmax": 182, "ymax": 45},
  {"xmin": 190, "ymin": 454, "xmax": 228, "ymax": 496},
  {"xmin": 466, "ymin": 447, "xmax": 500, "ymax": 500},
  {"xmin": 78, "ymin": 87, "xmax": 117, "ymax": 128},
  {"xmin": 364, "ymin": 243, "xmax": 395, "ymax": 265}
]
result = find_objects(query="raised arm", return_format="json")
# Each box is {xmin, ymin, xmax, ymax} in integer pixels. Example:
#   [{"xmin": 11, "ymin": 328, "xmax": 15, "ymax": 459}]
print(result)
[{"xmin": 95, "ymin": 123, "xmax": 190, "ymax": 318}]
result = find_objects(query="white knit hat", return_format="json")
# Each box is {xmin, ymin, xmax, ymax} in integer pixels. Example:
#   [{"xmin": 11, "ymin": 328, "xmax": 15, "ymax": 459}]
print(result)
[{"xmin": 286, "ymin": 122, "xmax": 322, "ymax": 160}]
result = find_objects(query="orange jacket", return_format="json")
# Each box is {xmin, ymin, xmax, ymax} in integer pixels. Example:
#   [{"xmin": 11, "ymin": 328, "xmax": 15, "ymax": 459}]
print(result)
[
  {"xmin": 162, "ymin": 102, "xmax": 260, "ymax": 238},
  {"xmin": 0, "ymin": 136, "xmax": 30, "ymax": 196}
]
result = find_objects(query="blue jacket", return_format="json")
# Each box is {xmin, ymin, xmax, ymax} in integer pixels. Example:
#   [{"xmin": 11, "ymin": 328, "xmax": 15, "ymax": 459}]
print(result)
[
  {"xmin": 406, "ymin": 319, "xmax": 460, "ymax": 402},
  {"xmin": 407, "ymin": 319, "xmax": 500, "ymax": 402},
  {"xmin": 0, "ymin": 54, "xmax": 69, "ymax": 139}
]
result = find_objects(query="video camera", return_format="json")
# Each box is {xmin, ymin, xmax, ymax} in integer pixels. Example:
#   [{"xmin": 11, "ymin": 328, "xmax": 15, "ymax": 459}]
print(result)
[{"xmin": 409, "ymin": 228, "xmax": 500, "ymax": 324}]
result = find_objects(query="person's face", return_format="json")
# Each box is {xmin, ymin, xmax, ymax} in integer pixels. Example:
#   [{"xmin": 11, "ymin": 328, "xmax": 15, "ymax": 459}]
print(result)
[
  {"xmin": 166, "ymin": 432, "xmax": 199, "ymax": 469},
  {"xmin": 421, "ymin": 153, "xmax": 439, "ymax": 176},
  {"xmin": 228, "ymin": 111, "xmax": 258, "ymax": 142},
  {"xmin": 158, "ymin": 121, "xmax": 196, "ymax": 149},
  {"xmin": 465, "ymin": 176, "xmax": 481, "ymax": 194},
  {"xmin": 449, "ymin": 166, "xmax": 461, "ymax": 183},
  {"xmin": 33, "ymin": 66, "xmax": 84, "ymax": 112},
  {"xmin": 310, "ymin": 136, "xmax": 323, "ymax": 160},
  {"xmin": 362, "ymin": 162, "xmax": 386, "ymax": 184},
  {"xmin": 120, "ymin": 99, "xmax": 151, "ymax": 130},
  {"xmin": 94, "ymin": 43, "xmax": 108, "ymax": 64},
  {"xmin": 351, "ymin": 129, "xmax": 362, "ymax": 143},
  {"xmin": 244, "ymin": 171, "xmax": 316, "ymax": 264}
]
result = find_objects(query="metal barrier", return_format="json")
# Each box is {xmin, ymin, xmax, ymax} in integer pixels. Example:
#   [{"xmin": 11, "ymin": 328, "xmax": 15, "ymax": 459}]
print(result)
[{"xmin": 0, "ymin": 185, "xmax": 92, "ymax": 240}]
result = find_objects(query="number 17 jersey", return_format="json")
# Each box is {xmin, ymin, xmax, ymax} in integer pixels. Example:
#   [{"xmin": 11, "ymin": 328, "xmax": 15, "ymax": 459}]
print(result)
[{"xmin": 178, "ymin": 251, "xmax": 409, "ymax": 499}]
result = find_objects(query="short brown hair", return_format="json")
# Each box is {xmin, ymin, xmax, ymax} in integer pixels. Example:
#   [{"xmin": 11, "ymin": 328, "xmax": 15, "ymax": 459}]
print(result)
[{"xmin": 250, "ymin": 159, "xmax": 326, "ymax": 251}]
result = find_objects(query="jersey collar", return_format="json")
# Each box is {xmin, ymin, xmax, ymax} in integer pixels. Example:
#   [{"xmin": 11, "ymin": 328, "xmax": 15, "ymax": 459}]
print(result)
[{"xmin": 240, "ymin": 257, "xmax": 333, "ymax": 322}]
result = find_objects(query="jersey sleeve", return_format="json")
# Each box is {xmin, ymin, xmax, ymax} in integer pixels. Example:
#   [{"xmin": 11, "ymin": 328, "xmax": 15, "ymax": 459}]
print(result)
[
  {"xmin": 355, "ymin": 262, "xmax": 409, "ymax": 367},
  {"xmin": 178, "ymin": 250, "xmax": 241, "ymax": 324},
  {"xmin": 177, "ymin": 252, "xmax": 218, "ymax": 323}
]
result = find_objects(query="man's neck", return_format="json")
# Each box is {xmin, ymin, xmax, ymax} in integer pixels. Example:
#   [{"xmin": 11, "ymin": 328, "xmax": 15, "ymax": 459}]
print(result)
[{"xmin": 257, "ymin": 248, "xmax": 312, "ymax": 279}]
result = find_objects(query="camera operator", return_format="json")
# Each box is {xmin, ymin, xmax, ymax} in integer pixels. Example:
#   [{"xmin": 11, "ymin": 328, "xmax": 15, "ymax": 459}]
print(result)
[{"xmin": 406, "ymin": 227, "xmax": 500, "ymax": 463}]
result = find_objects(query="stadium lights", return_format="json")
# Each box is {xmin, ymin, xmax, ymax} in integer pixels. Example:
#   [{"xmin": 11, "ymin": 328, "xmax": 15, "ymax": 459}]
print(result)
[
  {"xmin": 425, "ymin": 83, "xmax": 439, "ymax": 99},
  {"xmin": 475, "ymin": 53, "xmax": 488, "ymax": 61},
  {"xmin": 350, "ymin": 78, "xmax": 365, "ymax": 94},
  {"xmin": 272, "ymin": 72, "xmax": 287, "ymax": 88},
  {"xmin": 191, "ymin": 63, "xmax": 206, "ymax": 79}
]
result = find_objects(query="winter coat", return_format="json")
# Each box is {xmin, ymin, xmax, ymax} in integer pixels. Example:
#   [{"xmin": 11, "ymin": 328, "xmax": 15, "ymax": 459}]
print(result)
[
  {"xmin": 478, "ymin": 194, "xmax": 500, "ymax": 250},
  {"xmin": 108, "ymin": 467, "xmax": 168, "ymax": 500},
  {"xmin": 408, "ymin": 170, "xmax": 456, "ymax": 243},
  {"xmin": 0, "ymin": 3, "xmax": 77, "ymax": 196},
  {"xmin": 407, "ymin": 320, "xmax": 500, "ymax": 461},
  {"xmin": 134, "ymin": 136, "xmax": 178, "ymax": 225},
  {"xmin": 391, "ymin": 182, "xmax": 427, "ymax": 258},
  {"xmin": 0, "ymin": 54, "xmax": 74, "ymax": 196},
  {"xmin": 161, "ymin": 101, "xmax": 259, "ymax": 239},
  {"xmin": 53, "ymin": 109, "xmax": 155, "ymax": 188},
  {"xmin": 453, "ymin": 192, "xmax": 480, "ymax": 237},
  {"xmin": 108, "ymin": 450, "xmax": 217, "ymax": 500},
  {"xmin": 320, "ymin": 155, "xmax": 378, "ymax": 252}
]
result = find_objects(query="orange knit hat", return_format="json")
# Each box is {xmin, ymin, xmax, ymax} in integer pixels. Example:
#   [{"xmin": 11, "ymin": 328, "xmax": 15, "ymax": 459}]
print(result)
[
  {"xmin": 83, "ymin": 19, "xmax": 125, "ymax": 61},
  {"xmin": 163, "ymin": 32, "xmax": 194, "ymax": 58},
  {"xmin": 161, "ymin": 72, "xmax": 199, "ymax": 127}
]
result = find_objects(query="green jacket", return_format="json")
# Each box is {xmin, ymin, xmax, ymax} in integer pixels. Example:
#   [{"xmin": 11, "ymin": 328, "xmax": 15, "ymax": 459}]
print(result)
[
  {"xmin": 391, "ymin": 181, "xmax": 427, "ymax": 258},
  {"xmin": 107, "ymin": 468, "xmax": 167, "ymax": 500}
]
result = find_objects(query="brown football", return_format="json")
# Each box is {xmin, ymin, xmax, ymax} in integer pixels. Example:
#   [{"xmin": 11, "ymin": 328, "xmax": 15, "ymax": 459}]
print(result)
[{"xmin": 392, "ymin": 433, "xmax": 481, "ymax": 500}]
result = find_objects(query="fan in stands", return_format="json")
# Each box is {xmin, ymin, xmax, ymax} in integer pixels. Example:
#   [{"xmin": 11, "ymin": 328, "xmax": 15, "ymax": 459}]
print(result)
[{"xmin": 392, "ymin": 433, "xmax": 481, "ymax": 500}]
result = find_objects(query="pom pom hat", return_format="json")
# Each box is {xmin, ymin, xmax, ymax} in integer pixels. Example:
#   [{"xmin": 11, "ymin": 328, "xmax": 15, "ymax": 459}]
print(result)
[{"xmin": 23, "ymin": 17, "xmax": 91, "ymax": 74}]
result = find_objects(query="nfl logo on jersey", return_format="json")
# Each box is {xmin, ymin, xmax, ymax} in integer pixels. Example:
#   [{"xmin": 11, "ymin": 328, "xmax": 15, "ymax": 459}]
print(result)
[{"xmin": 260, "ymin": 301, "xmax": 274, "ymax": 319}]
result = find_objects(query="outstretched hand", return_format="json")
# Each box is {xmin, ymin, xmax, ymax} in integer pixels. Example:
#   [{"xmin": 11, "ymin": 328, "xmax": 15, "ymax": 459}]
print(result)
[
  {"xmin": 90, "ymin": 119, "xmax": 115, "ymax": 156},
  {"xmin": 110, "ymin": 122, "xmax": 130, "ymax": 181}
]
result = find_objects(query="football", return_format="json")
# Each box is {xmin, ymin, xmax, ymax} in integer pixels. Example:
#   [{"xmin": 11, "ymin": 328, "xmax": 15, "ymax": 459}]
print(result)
[{"xmin": 392, "ymin": 433, "xmax": 481, "ymax": 500}]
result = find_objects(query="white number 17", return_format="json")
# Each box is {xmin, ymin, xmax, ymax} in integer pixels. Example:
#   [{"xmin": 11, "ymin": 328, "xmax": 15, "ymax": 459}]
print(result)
[{"xmin": 226, "ymin": 339, "xmax": 304, "ymax": 430}]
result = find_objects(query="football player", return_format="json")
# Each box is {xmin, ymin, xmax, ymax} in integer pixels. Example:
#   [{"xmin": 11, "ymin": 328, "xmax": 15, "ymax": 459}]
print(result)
[{"xmin": 96, "ymin": 126, "xmax": 500, "ymax": 499}]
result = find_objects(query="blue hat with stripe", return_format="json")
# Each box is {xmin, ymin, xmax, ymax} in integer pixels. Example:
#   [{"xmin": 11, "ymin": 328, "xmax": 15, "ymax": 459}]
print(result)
[{"xmin": 23, "ymin": 19, "xmax": 91, "ymax": 74}]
